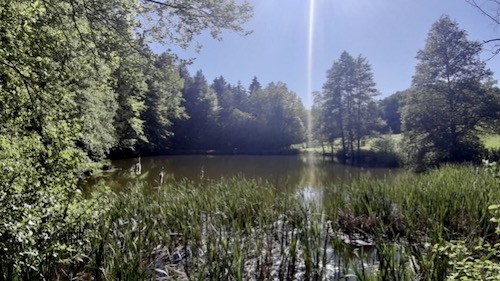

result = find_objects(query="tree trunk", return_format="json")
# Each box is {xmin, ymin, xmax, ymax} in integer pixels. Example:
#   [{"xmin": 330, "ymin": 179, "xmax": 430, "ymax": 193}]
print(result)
[
  {"xmin": 321, "ymin": 141, "xmax": 326, "ymax": 160},
  {"xmin": 330, "ymin": 141, "xmax": 335, "ymax": 162}
]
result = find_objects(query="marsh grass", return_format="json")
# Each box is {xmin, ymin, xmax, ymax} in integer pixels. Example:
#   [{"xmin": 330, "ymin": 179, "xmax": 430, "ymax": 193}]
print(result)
[
  {"xmin": 66, "ymin": 165, "xmax": 500, "ymax": 280},
  {"xmin": 323, "ymin": 164, "xmax": 500, "ymax": 279}
]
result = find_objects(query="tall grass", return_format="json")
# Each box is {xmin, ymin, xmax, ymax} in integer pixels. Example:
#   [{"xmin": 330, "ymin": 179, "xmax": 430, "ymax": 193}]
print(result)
[
  {"xmin": 44, "ymin": 165, "xmax": 500, "ymax": 280},
  {"xmin": 325, "ymin": 165, "xmax": 497, "ymax": 241},
  {"xmin": 323, "ymin": 164, "xmax": 500, "ymax": 279}
]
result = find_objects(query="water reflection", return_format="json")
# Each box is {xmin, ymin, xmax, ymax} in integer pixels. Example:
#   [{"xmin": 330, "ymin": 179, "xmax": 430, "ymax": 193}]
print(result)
[{"xmin": 87, "ymin": 155, "xmax": 396, "ymax": 192}]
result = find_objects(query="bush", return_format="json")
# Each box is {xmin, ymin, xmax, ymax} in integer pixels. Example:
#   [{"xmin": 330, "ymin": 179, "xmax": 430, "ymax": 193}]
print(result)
[
  {"xmin": 0, "ymin": 134, "xmax": 111, "ymax": 280},
  {"xmin": 440, "ymin": 205, "xmax": 500, "ymax": 280}
]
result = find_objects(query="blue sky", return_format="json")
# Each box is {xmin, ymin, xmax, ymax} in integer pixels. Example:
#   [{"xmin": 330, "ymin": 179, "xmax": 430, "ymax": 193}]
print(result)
[{"xmin": 154, "ymin": 0, "xmax": 500, "ymax": 107}]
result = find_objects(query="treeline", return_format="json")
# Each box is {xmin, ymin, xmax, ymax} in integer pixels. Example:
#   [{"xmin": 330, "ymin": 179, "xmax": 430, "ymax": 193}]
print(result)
[
  {"xmin": 151, "ymin": 72, "xmax": 306, "ymax": 154},
  {"xmin": 109, "ymin": 63, "xmax": 307, "ymax": 157},
  {"xmin": 312, "ymin": 16, "xmax": 500, "ymax": 169},
  {"xmin": 0, "ymin": 1, "xmax": 305, "ymax": 165}
]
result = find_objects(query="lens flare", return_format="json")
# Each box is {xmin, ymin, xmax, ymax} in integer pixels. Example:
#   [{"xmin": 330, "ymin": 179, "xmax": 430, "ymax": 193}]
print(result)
[{"xmin": 307, "ymin": 0, "xmax": 315, "ymax": 148}]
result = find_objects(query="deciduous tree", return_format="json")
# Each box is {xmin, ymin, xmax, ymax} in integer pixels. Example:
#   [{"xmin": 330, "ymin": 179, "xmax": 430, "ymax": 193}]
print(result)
[
  {"xmin": 379, "ymin": 90, "xmax": 409, "ymax": 134},
  {"xmin": 402, "ymin": 16, "xmax": 499, "ymax": 169},
  {"xmin": 249, "ymin": 82, "xmax": 306, "ymax": 149},
  {"xmin": 0, "ymin": 0, "xmax": 253, "ymax": 278}
]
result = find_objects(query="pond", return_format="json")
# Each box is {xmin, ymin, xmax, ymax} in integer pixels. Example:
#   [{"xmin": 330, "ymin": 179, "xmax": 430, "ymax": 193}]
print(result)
[
  {"xmin": 88, "ymin": 154, "xmax": 398, "ymax": 193},
  {"xmin": 85, "ymin": 154, "xmax": 405, "ymax": 278}
]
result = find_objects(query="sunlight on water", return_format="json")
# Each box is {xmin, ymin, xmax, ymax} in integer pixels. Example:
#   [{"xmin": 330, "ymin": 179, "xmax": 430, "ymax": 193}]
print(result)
[{"xmin": 304, "ymin": 0, "xmax": 318, "ymax": 199}]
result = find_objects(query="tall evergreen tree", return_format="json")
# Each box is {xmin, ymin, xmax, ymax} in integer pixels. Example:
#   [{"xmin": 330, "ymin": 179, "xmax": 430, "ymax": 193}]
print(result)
[
  {"xmin": 351, "ymin": 55, "xmax": 380, "ymax": 161},
  {"xmin": 248, "ymin": 76, "xmax": 262, "ymax": 94},
  {"xmin": 172, "ymin": 70, "xmax": 220, "ymax": 149},
  {"xmin": 232, "ymin": 81, "xmax": 250, "ymax": 111},
  {"xmin": 212, "ymin": 76, "xmax": 233, "ymax": 120},
  {"xmin": 319, "ymin": 51, "xmax": 379, "ymax": 163},
  {"xmin": 140, "ymin": 52, "xmax": 186, "ymax": 154},
  {"xmin": 210, "ymin": 77, "xmax": 252, "ymax": 149}
]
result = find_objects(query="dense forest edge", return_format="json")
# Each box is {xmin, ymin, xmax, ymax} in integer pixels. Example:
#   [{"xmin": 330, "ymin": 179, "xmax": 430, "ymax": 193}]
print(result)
[{"xmin": 3, "ymin": 0, "xmax": 500, "ymax": 279}]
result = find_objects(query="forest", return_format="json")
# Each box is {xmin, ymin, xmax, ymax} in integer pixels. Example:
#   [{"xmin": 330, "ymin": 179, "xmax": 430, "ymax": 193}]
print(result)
[{"xmin": 3, "ymin": 0, "xmax": 500, "ymax": 279}]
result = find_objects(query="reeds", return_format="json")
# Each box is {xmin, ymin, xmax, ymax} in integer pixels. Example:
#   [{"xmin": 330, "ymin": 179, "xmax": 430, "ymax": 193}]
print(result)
[{"xmin": 61, "ymin": 165, "xmax": 500, "ymax": 280}]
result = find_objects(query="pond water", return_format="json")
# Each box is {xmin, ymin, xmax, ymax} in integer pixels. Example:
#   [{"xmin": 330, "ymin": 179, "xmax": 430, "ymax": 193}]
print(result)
[
  {"xmin": 87, "ymin": 154, "xmax": 398, "ymax": 193},
  {"xmin": 86, "ymin": 154, "xmax": 400, "ymax": 277}
]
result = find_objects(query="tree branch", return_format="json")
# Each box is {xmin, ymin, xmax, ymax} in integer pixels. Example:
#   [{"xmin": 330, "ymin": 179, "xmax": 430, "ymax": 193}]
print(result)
[
  {"xmin": 466, "ymin": 0, "xmax": 500, "ymax": 25},
  {"xmin": 142, "ymin": 0, "xmax": 188, "ymax": 11},
  {"xmin": 483, "ymin": 38, "xmax": 500, "ymax": 44}
]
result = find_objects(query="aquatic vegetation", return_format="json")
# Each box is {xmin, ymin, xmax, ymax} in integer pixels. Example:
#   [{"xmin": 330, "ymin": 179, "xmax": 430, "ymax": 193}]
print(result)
[
  {"xmin": 4, "ymin": 165, "xmax": 500, "ymax": 280},
  {"xmin": 71, "ymin": 165, "xmax": 500, "ymax": 280}
]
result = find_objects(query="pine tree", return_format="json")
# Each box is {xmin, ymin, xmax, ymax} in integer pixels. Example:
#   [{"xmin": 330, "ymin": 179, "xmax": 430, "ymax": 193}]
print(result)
[{"xmin": 319, "ymin": 51, "xmax": 379, "ymax": 164}]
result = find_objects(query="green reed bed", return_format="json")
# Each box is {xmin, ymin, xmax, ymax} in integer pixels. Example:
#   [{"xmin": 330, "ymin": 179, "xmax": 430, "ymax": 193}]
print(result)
[
  {"xmin": 324, "ymin": 165, "xmax": 498, "ymax": 242},
  {"xmin": 323, "ymin": 164, "xmax": 500, "ymax": 280},
  {"xmin": 68, "ymin": 165, "xmax": 500, "ymax": 280},
  {"xmin": 79, "ymin": 178, "xmax": 368, "ymax": 280}
]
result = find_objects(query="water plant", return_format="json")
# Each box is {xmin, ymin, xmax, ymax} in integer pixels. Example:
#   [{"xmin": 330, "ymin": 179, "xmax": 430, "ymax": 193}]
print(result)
[{"xmin": 5, "ymin": 164, "xmax": 500, "ymax": 280}]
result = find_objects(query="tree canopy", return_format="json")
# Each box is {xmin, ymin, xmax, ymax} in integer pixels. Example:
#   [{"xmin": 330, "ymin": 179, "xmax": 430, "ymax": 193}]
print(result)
[
  {"xmin": 402, "ymin": 16, "xmax": 500, "ymax": 169},
  {"xmin": 0, "ymin": 0, "xmax": 253, "ymax": 278},
  {"xmin": 314, "ymin": 51, "xmax": 382, "ymax": 164},
  {"xmin": 379, "ymin": 90, "xmax": 409, "ymax": 134}
]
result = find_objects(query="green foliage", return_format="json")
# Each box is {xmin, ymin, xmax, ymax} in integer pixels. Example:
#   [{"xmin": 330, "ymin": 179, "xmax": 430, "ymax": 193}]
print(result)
[
  {"xmin": 379, "ymin": 90, "xmax": 409, "ymax": 134},
  {"xmin": 82, "ymin": 178, "xmax": 300, "ymax": 280},
  {"xmin": 438, "ymin": 203, "xmax": 500, "ymax": 280},
  {"xmin": 112, "ymin": 48, "xmax": 149, "ymax": 151},
  {"xmin": 483, "ymin": 134, "xmax": 500, "ymax": 149},
  {"xmin": 6, "ymin": 158, "xmax": 500, "ymax": 279},
  {"xmin": 409, "ymin": 163, "xmax": 500, "ymax": 279},
  {"xmin": 140, "ymin": 53, "xmax": 185, "ymax": 154},
  {"xmin": 113, "ymin": 47, "xmax": 186, "ymax": 155},
  {"xmin": 172, "ymin": 69, "xmax": 220, "ymax": 150},
  {"xmin": 437, "ymin": 162, "xmax": 500, "ymax": 280},
  {"xmin": 211, "ymin": 78, "xmax": 253, "ymax": 149},
  {"xmin": 1, "ymin": 0, "xmax": 253, "ymax": 160},
  {"xmin": 370, "ymin": 134, "xmax": 398, "ymax": 154},
  {"xmin": 440, "ymin": 237, "xmax": 500, "ymax": 280},
  {"xmin": 248, "ymin": 76, "xmax": 262, "ymax": 94},
  {"xmin": 321, "ymin": 164, "xmax": 500, "ymax": 279},
  {"xmin": 139, "ymin": 0, "xmax": 253, "ymax": 49},
  {"xmin": 0, "ymin": 0, "xmax": 253, "ymax": 278},
  {"xmin": 59, "ymin": 164, "xmax": 500, "ymax": 279},
  {"xmin": 402, "ymin": 16, "xmax": 500, "ymax": 169},
  {"xmin": 248, "ymin": 82, "xmax": 306, "ymax": 150},
  {"xmin": 0, "ymin": 141, "xmax": 112, "ymax": 279},
  {"xmin": 171, "ymin": 76, "xmax": 307, "ymax": 152},
  {"xmin": 316, "ymin": 51, "xmax": 383, "ymax": 164},
  {"xmin": 0, "ymin": 1, "xmax": 105, "ymax": 276}
]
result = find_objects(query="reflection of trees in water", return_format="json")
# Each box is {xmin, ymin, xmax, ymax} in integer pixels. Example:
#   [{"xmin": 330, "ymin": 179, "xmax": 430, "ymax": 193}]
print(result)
[{"xmin": 86, "ymin": 155, "xmax": 397, "ymax": 193}]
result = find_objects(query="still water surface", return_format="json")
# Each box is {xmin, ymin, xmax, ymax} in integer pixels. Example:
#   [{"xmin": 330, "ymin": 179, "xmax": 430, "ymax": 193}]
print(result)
[{"xmin": 89, "ymin": 155, "xmax": 397, "ymax": 193}]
